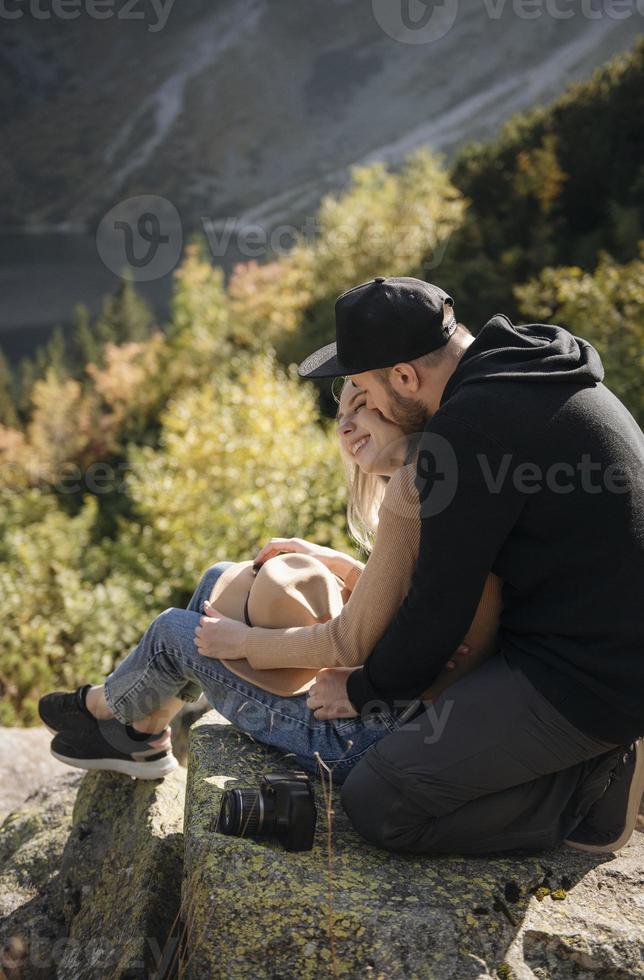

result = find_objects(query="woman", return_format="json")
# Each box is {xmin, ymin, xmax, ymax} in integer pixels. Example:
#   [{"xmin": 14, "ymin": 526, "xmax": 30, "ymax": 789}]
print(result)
[{"xmin": 39, "ymin": 380, "xmax": 502, "ymax": 783}]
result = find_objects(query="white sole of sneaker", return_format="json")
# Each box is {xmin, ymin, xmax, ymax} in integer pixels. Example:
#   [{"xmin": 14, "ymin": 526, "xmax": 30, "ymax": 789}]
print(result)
[
  {"xmin": 565, "ymin": 739, "xmax": 644, "ymax": 854},
  {"xmin": 50, "ymin": 747, "xmax": 179, "ymax": 780}
]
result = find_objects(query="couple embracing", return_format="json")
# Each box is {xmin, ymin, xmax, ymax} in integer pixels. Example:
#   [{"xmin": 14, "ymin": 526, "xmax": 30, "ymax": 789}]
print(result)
[{"xmin": 40, "ymin": 276, "xmax": 644, "ymax": 856}]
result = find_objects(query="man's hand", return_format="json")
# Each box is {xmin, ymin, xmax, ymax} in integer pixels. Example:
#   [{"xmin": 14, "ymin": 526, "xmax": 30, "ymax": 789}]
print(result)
[
  {"xmin": 194, "ymin": 601, "xmax": 248, "ymax": 660},
  {"xmin": 306, "ymin": 667, "xmax": 359, "ymax": 721},
  {"xmin": 445, "ymin": 642, "xmax": 471, "ymax": 669}
]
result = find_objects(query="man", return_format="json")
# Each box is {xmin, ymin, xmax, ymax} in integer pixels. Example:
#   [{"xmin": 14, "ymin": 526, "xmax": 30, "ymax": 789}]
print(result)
[{"xmin": 297, "ymin": 275, "xmax": 644, "ymax": 855}]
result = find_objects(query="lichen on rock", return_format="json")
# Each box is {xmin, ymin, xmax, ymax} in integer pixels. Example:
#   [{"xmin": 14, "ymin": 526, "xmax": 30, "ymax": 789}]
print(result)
[
  {"xmin": 504, "ymin": 844, "xmax": 644, "ymax": 979},
  {"xmin": 2, "ymin": 714, "xmax": 642, "ymax": 980},
  {"xmin": 0, "ymin": 772, "xmax": 81, "ymax": 980},
  {"xmin": 183, "ymin": 711, "xmax": 586, "ymax": 979},
  {"xmin": 55, "ymin": 767, "xmax": 186, "ymax": 980},
  {"xmin": 0, "ymin": 766, "xmax": 186, "ymax": 980}
]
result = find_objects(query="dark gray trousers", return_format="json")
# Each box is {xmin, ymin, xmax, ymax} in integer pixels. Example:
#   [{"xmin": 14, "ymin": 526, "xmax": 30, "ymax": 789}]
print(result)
[{"xmin": 340, "ymin": 653, "xmax": 620, "ymax": 854}]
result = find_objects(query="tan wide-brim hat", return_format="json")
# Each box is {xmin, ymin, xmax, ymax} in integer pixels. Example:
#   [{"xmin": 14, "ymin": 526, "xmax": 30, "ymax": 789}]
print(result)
[{"xmin": 208, "ymin": 553, "xmax": 346, "ymax": 697}]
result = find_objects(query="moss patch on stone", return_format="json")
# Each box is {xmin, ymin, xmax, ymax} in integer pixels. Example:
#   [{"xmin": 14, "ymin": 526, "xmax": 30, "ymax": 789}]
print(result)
[
  {"xmin": 182, "ymin": 712, "xmax": 550, "ymax": 979},
  {"xmin": 1, "ymin": 765, "xmax": 187, "ymax": 980},
  {"xmin": 55, "ymin": 767, "xmax": 186, "ymax": 980},
  {"xmin": 0, "ymin": 772, "xmax": 81, "ymax": 979}
]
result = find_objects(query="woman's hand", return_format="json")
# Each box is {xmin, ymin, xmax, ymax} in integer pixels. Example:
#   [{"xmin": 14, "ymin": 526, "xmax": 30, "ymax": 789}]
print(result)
[
  {"xmin": 194, "ymin": 602, "xmax": 248, "ymax": 660},
  {"xmin": 253, "ymin": 537, "xmax": 352, "ymax": 579}
]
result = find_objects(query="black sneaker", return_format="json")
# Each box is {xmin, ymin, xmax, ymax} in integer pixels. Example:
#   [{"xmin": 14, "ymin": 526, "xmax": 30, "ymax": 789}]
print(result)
[
  {"xmin": 38, "ymin": 684, "xmax": 94, "ymax": 735},
  {"xmin": 50, "ymin": 714, "xmax": 179, "ymax": 780},
  {"xmin": 565, "ymin": 739, "xmax": 644, "ymax": 853}
]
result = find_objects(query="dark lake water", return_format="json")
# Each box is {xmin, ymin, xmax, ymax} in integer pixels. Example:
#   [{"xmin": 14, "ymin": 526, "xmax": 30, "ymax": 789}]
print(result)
[{"xmin": 0, "ymin": 232, "xmax": 177, "ymax": 364}]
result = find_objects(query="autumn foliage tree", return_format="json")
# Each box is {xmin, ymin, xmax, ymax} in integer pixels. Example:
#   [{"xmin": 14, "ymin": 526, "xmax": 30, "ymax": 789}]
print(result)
[{"xmin": 0, "ymin": 43, "xmax": 642, "ymax": 723}]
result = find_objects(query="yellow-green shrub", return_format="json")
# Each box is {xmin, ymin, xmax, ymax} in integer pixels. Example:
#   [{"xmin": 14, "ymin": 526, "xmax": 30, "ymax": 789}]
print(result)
[
  {"xmin": 515, "ymin": 248, "xmax": 644, "ymax": 425},
  {"xmin": 0, "ymin": 492, "xmax": 160, "ymax": 724},
  {"xmin": 127, "ymin": 350, "xmax": 351, "ymax": 593}
]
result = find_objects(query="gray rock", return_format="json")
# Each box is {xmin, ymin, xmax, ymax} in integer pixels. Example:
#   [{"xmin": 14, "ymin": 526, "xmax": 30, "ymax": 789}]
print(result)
[
  {"xmin": 505, "ymin": 844, "xmax": 644, "ymax": 979},
  {"xmin": 0, "ymin": 766, "xmax": 186, "ymax": 980},
  {"xmin": 0, "ymin": 727, "xmax": 71, "ymax": 824},
  {"xmin": 0, "ymin": 772, "xmax": 81, "ymax": 980},
  {"xmin": 55, "ymin": 768, "xmax": 186, "ymax": 980},
  {"xmin": 2, "ymin": 715, "xmax": 641, "ymax": 980},
  {"xmin": 182, "ymin": 711, "xmax": 644, "ymax": 980}
]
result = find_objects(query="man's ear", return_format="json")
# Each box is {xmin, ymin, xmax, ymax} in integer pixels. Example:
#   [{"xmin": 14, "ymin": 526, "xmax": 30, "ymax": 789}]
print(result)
[{"xmin": 390, "ymin": 362, "xmax": 420, "ymax": 394}]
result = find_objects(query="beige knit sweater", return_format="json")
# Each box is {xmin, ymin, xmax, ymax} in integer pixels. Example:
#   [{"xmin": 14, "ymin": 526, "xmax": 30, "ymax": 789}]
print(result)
[{"xmin": 239, "ymin": 463, "xmax": 503, "ymax": 691}]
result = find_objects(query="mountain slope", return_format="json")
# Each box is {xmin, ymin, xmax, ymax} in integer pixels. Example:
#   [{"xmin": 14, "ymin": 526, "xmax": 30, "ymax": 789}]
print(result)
[{"xmin": 0, "ymin": 0, "xmax": 638, "ymax": 233}]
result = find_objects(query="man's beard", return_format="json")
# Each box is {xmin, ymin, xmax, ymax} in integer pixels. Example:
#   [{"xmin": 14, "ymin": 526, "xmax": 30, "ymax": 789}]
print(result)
[{"xmin": 381, "ymin": 380, "xmax": 429, "ymax": 434}]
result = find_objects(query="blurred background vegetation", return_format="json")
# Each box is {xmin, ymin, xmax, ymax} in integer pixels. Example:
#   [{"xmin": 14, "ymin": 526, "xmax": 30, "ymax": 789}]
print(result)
[{"xmin": 1, "ymin": 41, "xmax": 642, "ymax": 724}]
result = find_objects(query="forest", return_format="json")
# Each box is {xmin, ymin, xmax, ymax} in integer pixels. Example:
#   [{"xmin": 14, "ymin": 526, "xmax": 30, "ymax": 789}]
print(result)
[{"xmin": 0, "ymin": 39, "xmax": 642, "ymax": 725}]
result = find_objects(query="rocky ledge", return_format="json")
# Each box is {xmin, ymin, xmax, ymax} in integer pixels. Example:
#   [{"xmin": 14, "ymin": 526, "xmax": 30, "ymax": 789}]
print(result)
[
  {"xmin": 1, "ymin": 713, "xmax": 642, "ymax": 979},
  {"xmin": 0, "ymin": 767, "xmax": 185, "ymax": 980},
  {"xmin": 182, "ymin": 711, "xmax": 644, "ymax": 979}
]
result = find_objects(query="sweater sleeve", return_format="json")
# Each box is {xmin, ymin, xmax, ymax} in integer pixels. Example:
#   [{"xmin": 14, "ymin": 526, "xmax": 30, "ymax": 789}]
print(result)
[
  {"xmin": 342, "ymin": 559, "xmax": 365, "ymax": 594},
  {"xmin": 238, "ymin": 465, "xmax": 421, "ymax": 670},
  {"xmin": 347, "ymin": 413, "xmax": 525, "ymax": 712}
]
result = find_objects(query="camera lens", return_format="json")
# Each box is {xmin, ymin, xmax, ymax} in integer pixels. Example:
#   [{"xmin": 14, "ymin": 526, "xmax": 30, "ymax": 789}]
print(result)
[
  {"xmin": 218, "ymin": 788, "xmax": 269, "ymax": 838},
  {"xmin": 215, "ymin": 772, "xmax": 316, "ymax": 851}
]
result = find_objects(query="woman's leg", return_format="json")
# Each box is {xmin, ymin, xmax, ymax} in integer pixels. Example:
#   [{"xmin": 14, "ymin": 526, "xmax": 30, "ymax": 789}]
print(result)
[
  {"xmin": 47, "ymin": 559, "xmax": 403, "ymax": 781},
  {"xmin": 79, "ymin": 557, "xmax": 402, "ymax": 781},
  {"xmin": 100, "ymin": 598, "xmax": 401, "ymax": 783},
  {"xmin": 86, "ymin": 562, "xmax": 235, "ymax": 731}
]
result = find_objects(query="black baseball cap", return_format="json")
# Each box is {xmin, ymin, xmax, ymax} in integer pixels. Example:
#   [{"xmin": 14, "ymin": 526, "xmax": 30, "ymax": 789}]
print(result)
[{"xmin": 297, "ymin": 276, "xmax": 456, "ymax": 379}]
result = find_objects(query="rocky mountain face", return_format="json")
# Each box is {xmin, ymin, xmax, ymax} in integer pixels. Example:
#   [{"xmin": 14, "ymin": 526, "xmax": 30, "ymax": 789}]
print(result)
[{"xmin": 0, "ymin": 0, "xmax": 638, "ymax": 235}]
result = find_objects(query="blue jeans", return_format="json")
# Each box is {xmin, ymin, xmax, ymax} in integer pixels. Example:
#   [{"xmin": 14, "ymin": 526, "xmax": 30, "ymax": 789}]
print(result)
[{"xmin": 104, "ymin": 562, "xmax": 402, "ymax": 783}]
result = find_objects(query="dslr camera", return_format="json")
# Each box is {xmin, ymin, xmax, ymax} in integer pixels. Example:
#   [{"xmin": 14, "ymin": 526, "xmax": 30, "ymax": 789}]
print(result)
[{"xmin": 217, "ymin": 770, "xmax": 317, "ymax": 852}]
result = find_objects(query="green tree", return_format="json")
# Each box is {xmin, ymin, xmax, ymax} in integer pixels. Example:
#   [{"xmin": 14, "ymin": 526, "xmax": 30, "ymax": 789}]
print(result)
[
  {"xmin": 0, "ymin": 490, "xmax": 164, "ymax": 725},
  {"xmin": 275, "ymin": 148, "xmax": 466, "ymax": 382},
  {"xmin": 515, "ymin": 248, "xmax": 644, "ymax": 425},
  {"xmin": 127, "ymin": 350, "xmax": 350, "ymax": 594},
  {"xmin": 71, "ymin": 302, "xmax": 100, "ymax": 374},
  {"xmin": 440, "ymin": 39, "xmax": 644, "ymax": 329},
  {"xmin": 95, "ymin": 280, "xmax": 155, "ymax": 351},
  {"xmin": 16, "ymin": 356, "xmax": 37, "ymax": 419},
  {"xmin": 0, "ymin": 349, "xmax": 18, "ymax": 428}
]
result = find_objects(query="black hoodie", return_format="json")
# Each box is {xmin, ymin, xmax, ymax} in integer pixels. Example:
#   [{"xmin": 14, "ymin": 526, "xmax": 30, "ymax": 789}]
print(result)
[{"xmin": 347, "ymin": 314, "xmax": 644, "ymax": 744}]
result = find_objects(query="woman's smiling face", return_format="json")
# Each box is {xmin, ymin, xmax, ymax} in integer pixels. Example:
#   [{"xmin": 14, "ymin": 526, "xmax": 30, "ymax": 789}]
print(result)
[{"xmin": 337, "ymin": 379, "xmax": 409, "ymax": 476}]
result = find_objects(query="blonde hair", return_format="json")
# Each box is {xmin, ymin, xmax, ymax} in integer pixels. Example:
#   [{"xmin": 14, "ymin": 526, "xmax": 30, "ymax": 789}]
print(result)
[
  {"xmin": 335, "ymin": 378, "xmax": 416, "ymax": 555},
  {"xmin": 341, "ymin": 451, "xmax": 388, "ymax": 555}
]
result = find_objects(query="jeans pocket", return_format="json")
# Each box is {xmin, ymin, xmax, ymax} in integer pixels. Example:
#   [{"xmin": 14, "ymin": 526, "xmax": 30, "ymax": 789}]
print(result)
[{"xmin": 335, "ymin": 711, "xmax": 398, "ymax": 736}]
